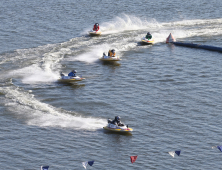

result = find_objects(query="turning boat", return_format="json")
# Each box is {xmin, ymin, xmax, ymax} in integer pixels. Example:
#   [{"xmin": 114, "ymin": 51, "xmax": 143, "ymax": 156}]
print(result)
[
  {"xmin": 89, "ymin": 30, "xmax": 101, "ymax": 36},
  {"xmin": 141, "ymin": 37, "xmax": 154, "ymax": 45},
  {"xmin": 103, "ymin": 119, "xmax": 133, "ymax": 133}
]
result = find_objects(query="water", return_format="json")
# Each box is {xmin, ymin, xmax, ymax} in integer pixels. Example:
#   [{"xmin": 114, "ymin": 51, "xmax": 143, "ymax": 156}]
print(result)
[{"xmin": 0, "ymin": 0, "xmax": 222, "ymax": 169}]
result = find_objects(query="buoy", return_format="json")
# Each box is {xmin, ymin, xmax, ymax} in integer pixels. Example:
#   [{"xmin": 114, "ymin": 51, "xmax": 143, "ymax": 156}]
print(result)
[
  {"xmin": 166, "ymin": 33, "xmax": 176, "ymax": 43},
  {"xmin": 166, "ymin": 33, "xmax": 222, "ymax": 53}
]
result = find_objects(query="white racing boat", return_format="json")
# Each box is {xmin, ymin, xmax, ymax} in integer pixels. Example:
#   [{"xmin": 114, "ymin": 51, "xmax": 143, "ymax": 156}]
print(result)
[
  {"xmin": 58, "ymin": 74, "xmax": 85, "ymax": 82},
  {"xmin": 88, "ymin": 30, "xmax": 101, "ymax": 36},
  {"xmin": 103, "ymin": 119, "xmax": 133, "ymax": 133},
  {"xmin": 141, "ymin": 37, "xmax": 154, "ymax": 44}
]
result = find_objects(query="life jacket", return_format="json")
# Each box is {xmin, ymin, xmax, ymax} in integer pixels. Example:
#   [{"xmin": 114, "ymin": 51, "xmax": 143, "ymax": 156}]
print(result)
[
  {"xmin": 68, "ymin": 72, "xmax": 76, "ymax": 77},
  {"xmin": 108, "ymin": 50, "xmax": 116, "ymax": 57},
  {"xmin": 93, "ymin": 25, "xmax": 99, "ymax": 31},
  {"xmin": 146, "ymin": 34, "xmax": 152, "ymax": 40}
]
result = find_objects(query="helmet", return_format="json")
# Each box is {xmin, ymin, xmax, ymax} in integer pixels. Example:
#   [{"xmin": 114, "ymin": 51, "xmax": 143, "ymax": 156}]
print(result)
[
  {"xmin": 111, "ymin": 49, "xmax": 115, "ymax": 53},
  {"xmin": 95, "ymin": 23, "xmax": 99, "ymax": 27},
  {"xmin": 147, "ymin": 32, "xmax": 151, "ymax": 35},
  {"xmin": 72, "ymin": 70, "xmax": 77, "ymax": 73},
  {"xmin": 116, "ymin": 116, "xmax": 121, "ymax": 121}
]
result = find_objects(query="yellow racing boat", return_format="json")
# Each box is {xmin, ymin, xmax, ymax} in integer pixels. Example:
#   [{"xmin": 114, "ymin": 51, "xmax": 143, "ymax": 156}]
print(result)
[
  {"xmin": 100, "ymin": 52, "xmax": 121, "ymax": 61},
  {"xmin": 141, "ymin": 37, "xmax": 154, "ymax": 45},
  {"xmin": 89, "ymin": 30, "xmax": 101, "ymax": 36}
]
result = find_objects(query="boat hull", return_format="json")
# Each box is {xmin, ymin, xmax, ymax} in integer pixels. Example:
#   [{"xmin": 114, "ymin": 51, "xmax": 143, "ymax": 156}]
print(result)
[
  {"xmin": 103, "ymin": 126, "xmax": 133, "ymax": 132},
  {"xmin": 89, "ymin": 30, "xmax": 101, "ymax": 36},
  {"xmin": 141, "ymin": 37, "xmax": 154, "ymax": 44},
  {"xmin": 58, "ymin": 76, "xmax": 85, "ymax": 82},
  {"xmin": 103, "ymin": 123, "xmax": 133, "ymax": 133},
  {"xmin": 100, "ymin": 56, "xmax": 121, "ymax": 61}
]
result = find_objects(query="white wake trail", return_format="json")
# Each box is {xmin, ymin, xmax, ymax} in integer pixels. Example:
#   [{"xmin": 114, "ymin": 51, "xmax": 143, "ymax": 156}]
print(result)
[{"xmin": 0, "ymin": 86, "xmax": 106, "ymax": 130}]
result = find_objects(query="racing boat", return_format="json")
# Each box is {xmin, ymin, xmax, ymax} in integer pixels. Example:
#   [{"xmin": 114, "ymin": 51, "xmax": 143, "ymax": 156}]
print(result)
[
  {"xmin": 58, "ymin": 73, "xmax": 85, "ymax": 82},
  {"xmin": 141, "ymin": 37, "xmax": 154, "ymax": 45},
  {"xmin": 99, "ymin": 53, "xmax": 121, "ymax": 61},
  {"xmin": 89, "ymin": 30, "xmax": 101, "ymax": 36},
  {"xmin": 103, "ymin": 119, "xmax": 133, "ymax": 133}
]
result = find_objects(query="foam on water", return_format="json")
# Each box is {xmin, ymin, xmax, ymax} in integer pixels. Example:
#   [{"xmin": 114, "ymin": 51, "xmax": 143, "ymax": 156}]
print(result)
[
  {"xmin": 150, "ymin": 30, "xmax": 188, "ymax": 43},
  {"xmin": 100, "ymin": 14, "xmax": 160, "ymax": 35},
  {"xmin": 68, "ymin": 41, "xmax": 139, "ymax": 63},
  {"xmin": 81, "ymin": 14, "xmax": 222, "ymax": 46},
  {"xmin": 7, "ymin": 46, "xmax": 72, "ymax": 83},
  {"xmin": 69, "ymin": 44, "xmax": 111, "ymax": 63},
  {"xmin": 3, "ymin": 15, "xmax": 219, "ymax": 71},
  {"xmin": 0, "ymin": 86, "xmax": 106, "ymax": 130},
  {"xmin": 27, "ymin": 114, "xmax": 105, "ymax": 130},
  {"xmin": 162, "ymin": 18, "xmax": 222, "ymax": 38},
  {"xmin": 82, "ymin": 14, "xmax": 161, "ymax": 35},
  {"xmin": 9, "ymin": 64, "xmax": 59, "ymax": 83},
  {"xmin": 163, "ymin": 18, "xmax": 222, "ymax": 27}
]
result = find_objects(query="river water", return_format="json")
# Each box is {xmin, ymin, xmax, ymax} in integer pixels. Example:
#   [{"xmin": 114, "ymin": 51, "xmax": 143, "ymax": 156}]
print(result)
[{"xmin": 0, "ymin": 0, "xmax": 222, "ymax": 169}]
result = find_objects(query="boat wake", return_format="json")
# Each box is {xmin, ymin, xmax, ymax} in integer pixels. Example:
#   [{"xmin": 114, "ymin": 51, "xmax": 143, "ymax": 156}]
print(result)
[{"xmin": 0, "ymin": 86, "xmax": 105, "ymax": 130}]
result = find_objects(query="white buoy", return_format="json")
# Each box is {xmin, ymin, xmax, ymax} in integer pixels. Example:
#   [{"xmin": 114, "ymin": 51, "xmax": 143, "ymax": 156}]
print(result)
[{"xmin": 166, "ymin": 33, "xmax": 176, "ymax": 43}]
